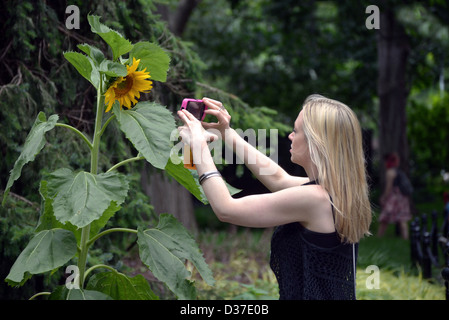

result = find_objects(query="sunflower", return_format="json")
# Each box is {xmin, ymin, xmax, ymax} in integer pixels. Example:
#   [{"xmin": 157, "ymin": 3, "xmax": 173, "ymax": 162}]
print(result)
[{"xmin": 104, "ymin": 57, "xmax": 153, "ymax": 112}]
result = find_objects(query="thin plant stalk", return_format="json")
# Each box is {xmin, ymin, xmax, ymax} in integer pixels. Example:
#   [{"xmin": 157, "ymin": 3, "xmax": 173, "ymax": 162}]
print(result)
[{"xmin": 77, "ymin": 79, "xmax": 104, "ymax": 289}]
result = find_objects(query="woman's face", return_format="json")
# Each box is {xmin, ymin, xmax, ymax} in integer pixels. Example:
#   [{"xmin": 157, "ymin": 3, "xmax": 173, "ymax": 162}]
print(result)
[{"xmin": 288, "ymin": 111, "xmax": 310, "ymax": 166}]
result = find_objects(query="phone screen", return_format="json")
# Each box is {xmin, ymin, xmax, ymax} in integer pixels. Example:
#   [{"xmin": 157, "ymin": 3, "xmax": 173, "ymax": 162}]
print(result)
[{"xmin": 186, "ymin": 101, "xmax": 206, "ymax": 120}]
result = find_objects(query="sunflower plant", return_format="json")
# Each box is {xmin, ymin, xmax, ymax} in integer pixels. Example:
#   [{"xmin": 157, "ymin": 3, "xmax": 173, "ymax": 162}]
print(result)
[{"xmin": 2, "ymin": 14, "xmax": 217, "ymax": 300}]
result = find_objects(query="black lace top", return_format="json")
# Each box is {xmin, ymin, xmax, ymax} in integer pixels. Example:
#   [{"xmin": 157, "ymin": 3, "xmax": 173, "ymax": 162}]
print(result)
[{"xmin": 269, "ymin": 181, "xmax": 358, "ymax": 300}]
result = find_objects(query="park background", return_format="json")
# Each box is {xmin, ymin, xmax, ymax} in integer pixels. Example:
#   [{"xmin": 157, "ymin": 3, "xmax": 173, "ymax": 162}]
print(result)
[{"xmin": 0, "ymin": 0, "xmax": 448, "ymax": 299}]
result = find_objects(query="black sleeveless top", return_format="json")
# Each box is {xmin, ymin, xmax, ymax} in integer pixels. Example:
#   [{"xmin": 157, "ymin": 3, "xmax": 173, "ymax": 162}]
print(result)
[{"xmin": 269, "ymin": 180, "xmax": 358, "ymax": 300}]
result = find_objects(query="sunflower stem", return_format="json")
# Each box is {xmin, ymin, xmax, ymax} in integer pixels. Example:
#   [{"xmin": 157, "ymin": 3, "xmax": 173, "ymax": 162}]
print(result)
[
  {"xmin": 90, "ymin": 81, "xmax": 105, "ymax": 175},
  {"xmin": 29, "ymin": 292, "xmax": 51, "ymax": 300},
  {"xmin": 99, "ymin": 114, "xmax": 116, "ymax": 138},
  {"xmin": 86, "ymin": 227, "xmax": 137, "ymax": 248},
  {"xmin": 78, "ymin": 78, "xmax": 104, "ymax": 289},
  {"xmin": 55, "ymin": 123, "xmax": 93, "ymax": 150},
  {"xmin": 106, "ymin": 155, "xmax": 145, "ymax": 173},
  {"xmin": 84, "ymin": 264, "xmax": 119, "ymax": 280}
]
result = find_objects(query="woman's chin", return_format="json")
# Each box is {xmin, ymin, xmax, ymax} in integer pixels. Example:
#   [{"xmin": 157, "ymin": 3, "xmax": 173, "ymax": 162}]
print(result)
[{"xmin": 290, "ymin": 155, "xmax": 297, "ymax": 164}]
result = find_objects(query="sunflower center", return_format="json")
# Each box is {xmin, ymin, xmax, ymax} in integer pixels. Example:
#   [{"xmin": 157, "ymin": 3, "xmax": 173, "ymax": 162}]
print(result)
[{"xmin": 114, "ymin": 76, "xmax": 134, "ymax": 96}]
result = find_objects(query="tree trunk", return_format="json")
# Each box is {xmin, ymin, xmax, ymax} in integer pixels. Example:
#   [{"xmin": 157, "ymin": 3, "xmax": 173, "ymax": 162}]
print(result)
[
  {"xmin": 170, "ymin": 0, "xmax": 201, "ymax": 36},
  {"xmin": 156, "ymin": 0, "xmax": 201, "ymax": 37},
  {"xmin": 377, "ymin": 8, "xmax": 410, "ymax": 174}
]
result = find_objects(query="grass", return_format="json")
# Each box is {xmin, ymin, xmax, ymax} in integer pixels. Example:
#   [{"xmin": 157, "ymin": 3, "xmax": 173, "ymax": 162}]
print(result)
[
  {"xmin": 191, "ymin": 220, "xmax": 446, "ymax": 300},
  {"xmin": 356, "ymin": 268, "xmax": 444, "ymax": 300},
  {"xmin": 355, "ymin": 215, "xmax": 446, "ymax": 300},
  {"xmin": 193, "ymin": 228, "xmax": 279, "ymax": 300}
]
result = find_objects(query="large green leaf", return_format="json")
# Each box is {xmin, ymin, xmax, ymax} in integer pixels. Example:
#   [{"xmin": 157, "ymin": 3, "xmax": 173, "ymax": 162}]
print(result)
[
  {"xmin": 164, "ymin": 157, "xmax": 208, "ymax": 204},
  {"xmin": 77, "ymin": 43, "xmax": 105, "ymax": 66},
  {"xmin": 49, "ymin": 286, "xmax": 112, "ymax": 300},
  {"xmin": 165, "ymin": 157, "xmax": 242, "ymax": 204},
  {"xmin": 129, "ymin": 41, "xmax": 170, "ymax": 82},
  {"xmin": 137, "ymin": 214, "xmax": 215, "ymax": 300},
  {"xmin": 5, "ymin": 229, "xmax": 77, "ymax": 287},
  {"xmin": 64, "ymin": 51, "xmax": 100, "ymax": 88},
  {"xmin": 46, "ymin": 168, "xmax": 129, "ymax": 228},
  {"xmin": 2, "ymin": 112, "xmax": 58, "ymax": 206},
  {"xmin": 98, "ymin": 60, "xmax": 127, "ymax": 77},
  {"xmin": 113, "ymin": 102, "xmax": 175, "ymax": 169},
  {"xmin": 36, "ymin": 180, "xmax": 121, "ymax": 244},
  {"xmin": 86, "ymin": 271, "xmax": 159, "ymax": 300},
  {"xmin": 87, "ymin": 14, "xmax": 133, "ymax": 61},
  {"xmin": 36, "ymin": 180, "xmax": 78, "ymax": 235}
]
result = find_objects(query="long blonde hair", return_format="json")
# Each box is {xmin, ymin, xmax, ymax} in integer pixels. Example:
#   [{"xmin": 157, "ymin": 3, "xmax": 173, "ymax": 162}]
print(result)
[{"xmin": 302, "ymin": 94, "xmax": 372, "ymax": 243}]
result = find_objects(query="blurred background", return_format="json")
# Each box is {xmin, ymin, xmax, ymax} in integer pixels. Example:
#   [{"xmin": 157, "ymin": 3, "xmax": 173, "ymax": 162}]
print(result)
[{"xmin": 0, "ymin": 0, "xmax": 448, "ymax": 299}]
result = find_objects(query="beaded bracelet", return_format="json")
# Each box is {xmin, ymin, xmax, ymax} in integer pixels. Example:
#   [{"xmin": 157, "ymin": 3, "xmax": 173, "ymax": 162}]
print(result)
[{"xmin": 199, "ymin": 171, "xmax": 222, "ymax": 185}]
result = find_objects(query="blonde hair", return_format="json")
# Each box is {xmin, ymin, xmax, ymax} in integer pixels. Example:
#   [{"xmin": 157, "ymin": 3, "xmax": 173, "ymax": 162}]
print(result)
[{"xmin": 302, "ymin": 94, "xmax": 372, "ymax": 243}]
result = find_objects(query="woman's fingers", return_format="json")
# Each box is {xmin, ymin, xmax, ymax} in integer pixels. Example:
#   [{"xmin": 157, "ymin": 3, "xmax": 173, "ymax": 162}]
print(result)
[
  {"xmin": 203, "ymin": 97, "xmax": 228, "ymax": 113},
  {"xmin": 201, "ymin": 121, "xmax": 219, "ymax": 130},
  {"xmin": 204, "ymin": 108, "xmax": 223, "ymax": 118},
  {"xmin": 177, "ymin": 110, "xmax": 187, "ymax": 123},
  {"xmin": 178, "ymin": 108, "xmax": 198, "ymax": 125},
  {"xmin": 203, "ymin": 97, "xmax": 222, "ymax": 109}
]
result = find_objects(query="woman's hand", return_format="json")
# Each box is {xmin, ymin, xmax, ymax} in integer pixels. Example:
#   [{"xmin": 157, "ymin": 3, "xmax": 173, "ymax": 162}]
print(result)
[
  {"xmin": 201, "ymin": 97, "xmax": 232, "ymax": 139},
  {"xmin": 177, "ymin": 107, "xmax": 218, "ymax": 147}
]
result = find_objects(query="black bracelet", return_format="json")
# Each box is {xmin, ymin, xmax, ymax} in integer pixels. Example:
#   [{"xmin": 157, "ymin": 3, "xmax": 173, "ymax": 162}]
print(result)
[{"xmin": 199, "ymin": 171, "xmax": 222, "ymax": 185}]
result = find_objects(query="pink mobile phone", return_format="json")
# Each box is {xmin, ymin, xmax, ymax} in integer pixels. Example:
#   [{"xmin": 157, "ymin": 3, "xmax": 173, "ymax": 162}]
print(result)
[
  {"xmin": 180, "ymin": 99, "xmax": 208, "ymax": 121},
  {"xmin": 180, "ymin": 99, "xmax": 208, "ymax": 170}
]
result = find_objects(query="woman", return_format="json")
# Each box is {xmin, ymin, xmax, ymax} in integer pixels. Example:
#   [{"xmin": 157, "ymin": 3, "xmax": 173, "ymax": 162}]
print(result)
[
  {"xmin": 377, "ymin": 152, "xmax": 411, "ymax": 239},
  {"xmin": 177, "ymin": 94, "xmax": 372, "ymax": 300}
]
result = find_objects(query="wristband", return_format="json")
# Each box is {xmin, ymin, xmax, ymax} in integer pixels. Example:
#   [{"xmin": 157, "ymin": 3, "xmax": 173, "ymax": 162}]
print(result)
[{"xmin": 199, "ymin": 171, "xmax": 222, "ymax": 185}]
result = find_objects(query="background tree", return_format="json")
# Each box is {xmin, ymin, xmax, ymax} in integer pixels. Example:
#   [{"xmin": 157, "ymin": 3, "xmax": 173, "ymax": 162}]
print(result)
[
  {"xmin": 377, "ymin": 0, "xmax": 449, "ymax": 179},
  {"xmin": 183, "ymin": 0, "xmax": 449, "ymax": 199},
  {"xmin": 377, "ymin": 3, "xmax": 411, "ymax": 176},
  {"xmin": 397, "ymin": 2, "xmax": 449, "ymax": 201}
]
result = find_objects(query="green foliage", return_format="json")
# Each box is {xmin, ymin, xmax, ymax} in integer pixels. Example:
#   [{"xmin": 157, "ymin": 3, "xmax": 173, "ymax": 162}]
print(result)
[
  {"xmin": 0, "ymin": 193, "xmax": 59, "ymax": 299},
  {"xmin": 0, "ymin": 0, "xmax": 218, "ymax": 300},
  {"xmin": 164, "ymin": 159, "xmax": 208, "ymax": 203},
  {"xmin": 186, "ymin": 0, "xmax": 378, "ymax": 120},
  {"xmin": 2, "ymin": 113, "xmax": 59, "ymax": 205},
  {"xmin": 356, "ymin": 269, "xmax": 444, "ymax": 300},
  {"xmin": 137, "ymin": 214, "xmax": 215, "ymax": 299},
  {"xmin": 129, "ymin": 42, "xmax": 171, "ymax": 82},
  {"xmin": 63, "ymin": 52, "xmax": 101, "ymax": 88},
  {"xmin": 6, "ymin": 229, "xmax": 77, "ymax": 287},
  {"xmin": 86, "ymin": 271, "xmax": 159, "ymax": 300},
  {"xmin": 36, "ymin": 180, "xmax": 124, "ymax": 244},
  {"xmin": 193, "ymin": 230, "xmax": 279, "ymax": 300},
  {"xmin": 49, "ymin": 286, "xmax": 112, "ymax": 300},
  {"xmin": 3, "ymin": 12, "xmax": 216, "ymax": 300},
  {"xmin": 88, "ymin": 15, "xmax": 134, "ymax": 61},
  {"xmin": 407, "ymin": 91, "xmax": 449, "ymax": 192},
  {"xmin": 113, "ymin": 102, "xmax": 176, "ymax": 169},
  {"xmin": 45, "ymin": 169, "xmax": 129, "ymax": 228}
]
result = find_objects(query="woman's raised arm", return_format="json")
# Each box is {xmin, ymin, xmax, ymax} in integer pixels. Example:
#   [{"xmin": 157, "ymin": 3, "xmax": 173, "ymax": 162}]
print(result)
[{"xmin": 202, "ymin": 98, "xmax": 308, "ymax": 192}]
